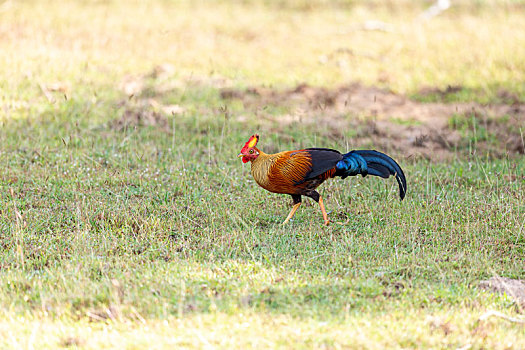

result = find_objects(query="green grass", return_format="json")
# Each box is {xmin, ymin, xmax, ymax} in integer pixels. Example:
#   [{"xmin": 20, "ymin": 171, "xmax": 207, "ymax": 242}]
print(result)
[
  {"xmin": 1, "ymin": 97, "xmax": 524, "ymax": 348},
  {"xmin": 1, "ymin": 0, "xmax": 525, "ymax": 348}
]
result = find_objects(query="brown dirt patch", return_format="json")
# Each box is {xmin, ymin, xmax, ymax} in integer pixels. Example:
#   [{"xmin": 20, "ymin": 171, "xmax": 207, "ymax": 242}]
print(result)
[
  {"xmin": 111, "ymin": 106, "xmax": 169, "ymax": 131},
  {"xmin": 221, "ymin": 83, "xmax": 525, "ymax": 160},
  {"xmin": 111, "ymin": 98, "xmax": 184, "ymax": 132},
  {"xmin": 479, "ymin": 277, "xmax": 525, "ymax": 308}
]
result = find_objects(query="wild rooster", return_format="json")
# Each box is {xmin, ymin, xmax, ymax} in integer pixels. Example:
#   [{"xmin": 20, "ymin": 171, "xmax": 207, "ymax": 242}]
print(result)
[{"xmin": 238, "ymin": 134, "xmax": 406, "ymax": 225}]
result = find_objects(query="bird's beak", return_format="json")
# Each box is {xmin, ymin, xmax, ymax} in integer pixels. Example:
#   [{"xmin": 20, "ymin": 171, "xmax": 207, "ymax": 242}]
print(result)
[{"xmin": 237, "ymin": 153, "xmax": 243, "ymax": 158}]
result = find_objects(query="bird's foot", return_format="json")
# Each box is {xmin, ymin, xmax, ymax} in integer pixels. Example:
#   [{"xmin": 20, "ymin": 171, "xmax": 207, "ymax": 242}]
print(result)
[{"xmin": 323, "ymin": 220, "xmax": 330, "ymax": 226}]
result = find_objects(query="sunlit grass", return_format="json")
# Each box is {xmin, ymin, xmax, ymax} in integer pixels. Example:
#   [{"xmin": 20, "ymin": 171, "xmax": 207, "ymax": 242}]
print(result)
[
  {"xmin": 1, "ymin": 0, "xmax": 525, "ymax": 114},
  {"xmin": 1, "ymin": 308, "xmax": 523, "ymax": 349}
]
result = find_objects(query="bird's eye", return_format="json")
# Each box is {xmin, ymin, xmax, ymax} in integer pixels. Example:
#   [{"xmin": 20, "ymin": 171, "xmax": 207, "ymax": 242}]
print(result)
[{"xmin": 249, "ymin": 149, "xmax": 254, "ymax": 154}]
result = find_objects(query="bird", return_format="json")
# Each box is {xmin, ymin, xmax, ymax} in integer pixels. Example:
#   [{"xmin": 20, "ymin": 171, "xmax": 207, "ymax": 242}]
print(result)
[{"xmin": 238, "ymin": 134, "xmax": 406, "ymax": 225}]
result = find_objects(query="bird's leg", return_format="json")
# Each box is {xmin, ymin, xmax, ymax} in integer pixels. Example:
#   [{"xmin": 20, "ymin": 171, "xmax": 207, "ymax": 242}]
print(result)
[
  {"xmin": 282, "ymin": 203, "xmax": 301, "ymax": 225},
  {"xmin": 318, "ymin": 196, "xmax": 330, "ymax": 226},
  {"xmin": 307, "ymin": 191, "xmax": 330, "ymax": 226},
  {"xmin": 282, "ymin": 195, "xmax": 302, "ymax": 225}
]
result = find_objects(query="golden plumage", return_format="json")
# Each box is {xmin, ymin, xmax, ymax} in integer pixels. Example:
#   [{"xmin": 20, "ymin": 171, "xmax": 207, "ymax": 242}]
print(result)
[{"xmin": 250, "ymin": 148, "xmax": 334, "ymax": 195}]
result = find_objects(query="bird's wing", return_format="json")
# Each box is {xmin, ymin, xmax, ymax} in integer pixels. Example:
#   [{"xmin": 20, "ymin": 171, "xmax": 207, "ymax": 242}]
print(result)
[
  {"xmin": 267, "ymin": 149, "xmax": 342, "ymax": 190},
  {"xmin": 303, "ymin": 148, "xmax": 342, "ymax": 180}
]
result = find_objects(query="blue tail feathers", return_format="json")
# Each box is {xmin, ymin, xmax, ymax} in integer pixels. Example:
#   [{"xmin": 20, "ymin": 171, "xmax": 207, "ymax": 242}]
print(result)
[{"xmin": 336, "ymin": 150, "xmax": 407, "ymax": 199}]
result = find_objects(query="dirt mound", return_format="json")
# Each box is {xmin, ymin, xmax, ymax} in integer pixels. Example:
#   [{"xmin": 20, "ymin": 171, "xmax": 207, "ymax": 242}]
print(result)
[
  {"xmin": 111, "ymin": 107, "xmax": 168, "ymax": 131},
  {"xmin": 479, "ymin": 277, "xmax": 525, "ymax": 307},
  {"xmin": 110, "ymin": 98, "xmax": 184, "ymax": 132},
  {"xmin": 221, "ymin": 83, "xmax": 525, "ymax": 160},
  {"xmin": 222, "ymin": 83, "xmax": 520, "ymax": 127}
]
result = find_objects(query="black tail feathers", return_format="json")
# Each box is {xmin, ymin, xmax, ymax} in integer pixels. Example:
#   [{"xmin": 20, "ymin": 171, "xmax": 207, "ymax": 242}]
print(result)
[{"xmin": 336, "ymin": 150, "xmax": 407, "ymax": 199}]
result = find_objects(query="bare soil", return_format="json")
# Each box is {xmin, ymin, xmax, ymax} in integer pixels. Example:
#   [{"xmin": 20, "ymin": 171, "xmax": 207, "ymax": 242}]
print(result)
[
  {"xmin": 116, "ymin": 67, "xmax": 524, "ymax": 161},
  {"xmin": 479, "ymin": 277, "xmax": 525, "ymax": 308},
  {"xmin": 221, "ymin": 83, "xmax": 525, "ymax": 160},
  {"xmin": 111, "ymin": 106, "xmax": 169, "ymax": 131}
]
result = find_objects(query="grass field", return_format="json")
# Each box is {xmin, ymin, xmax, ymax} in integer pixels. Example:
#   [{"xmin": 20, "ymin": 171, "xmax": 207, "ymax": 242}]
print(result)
[{"xmin": 1, "ymin": 0, "xmax": 524, "ymax": 348}]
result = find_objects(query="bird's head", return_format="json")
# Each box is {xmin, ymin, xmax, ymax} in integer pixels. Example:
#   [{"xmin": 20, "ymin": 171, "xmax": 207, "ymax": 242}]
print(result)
[{"xmin": 238, "ymin": 134, "xmax": 260, "ymax": 163}]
